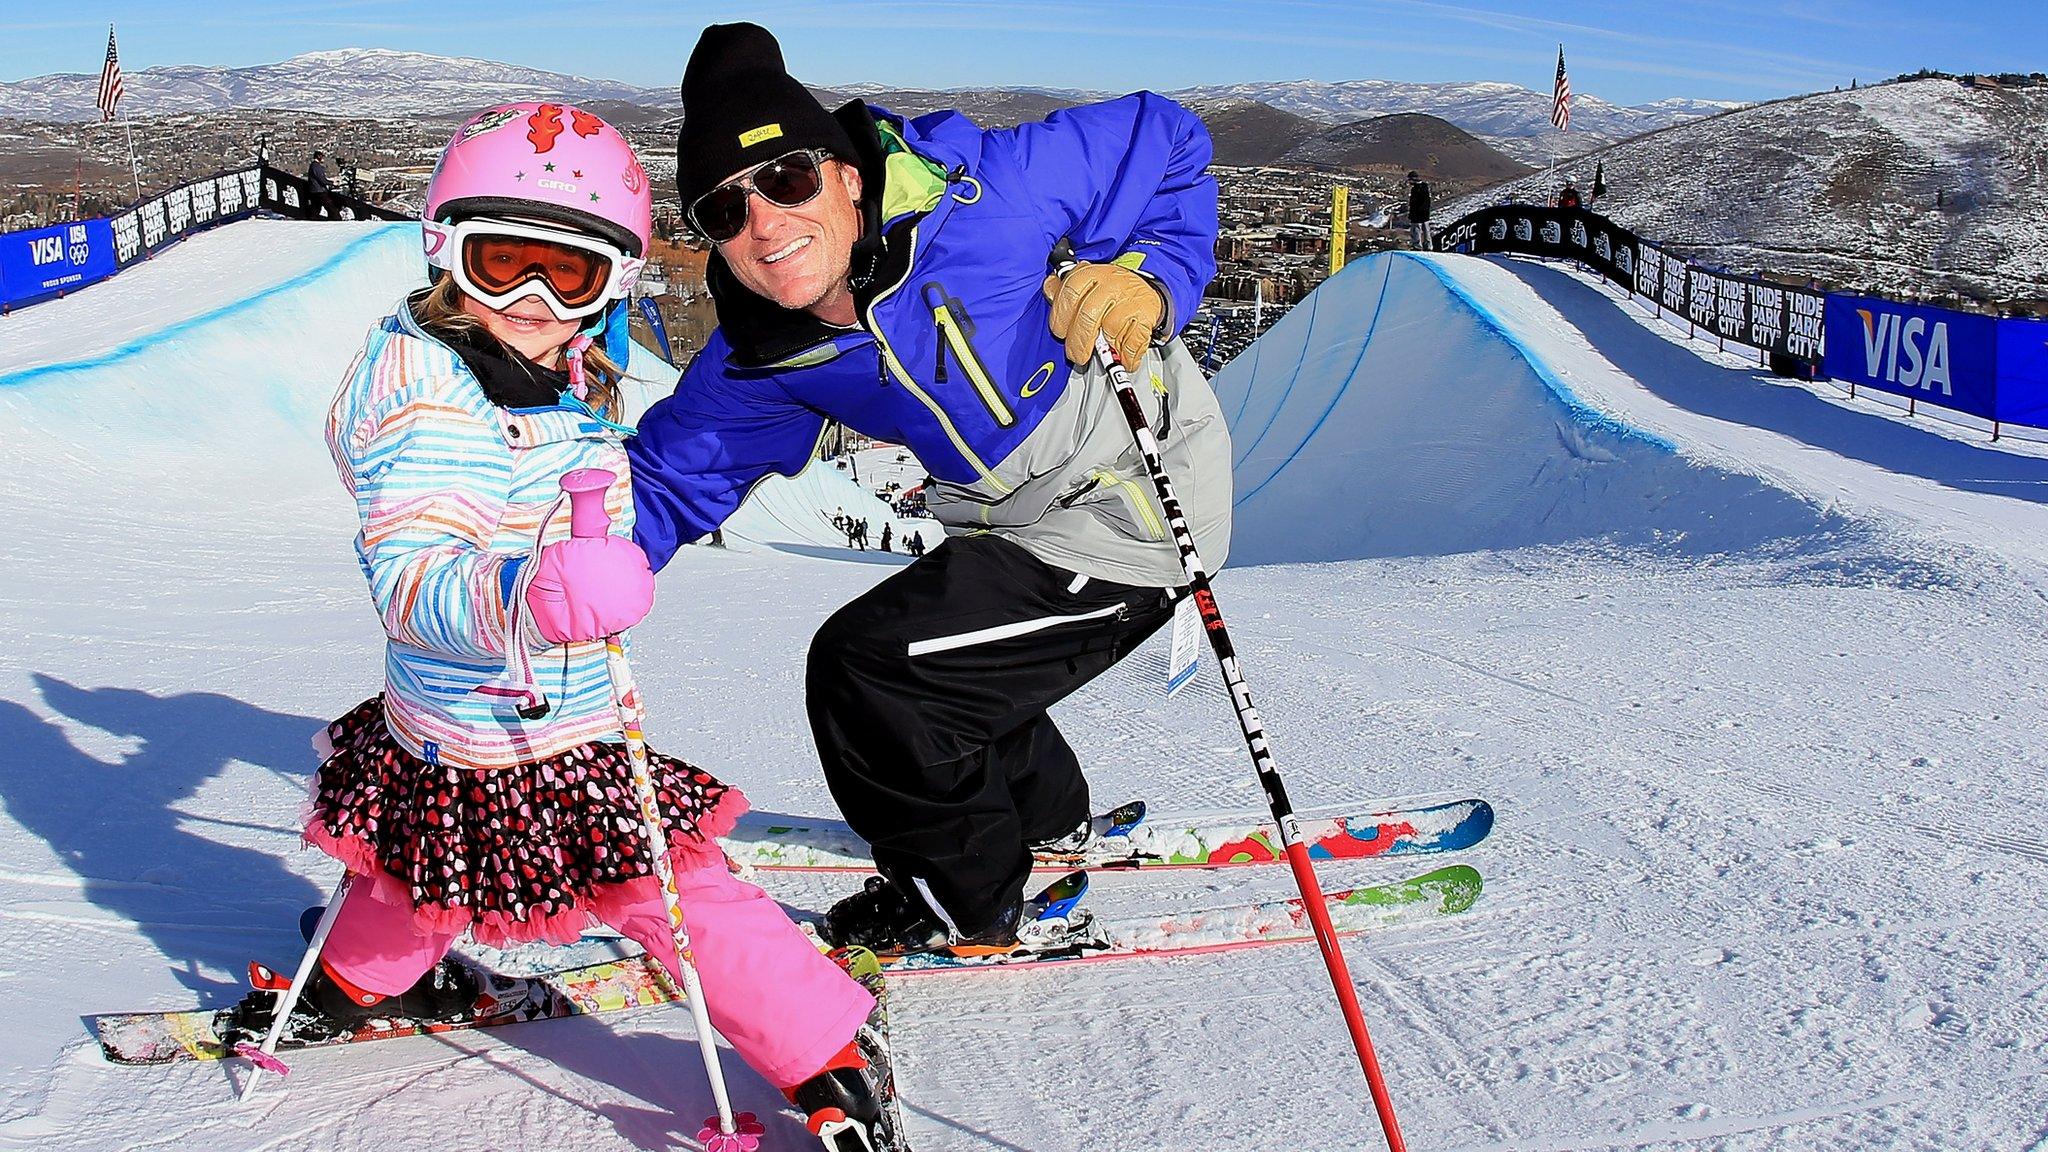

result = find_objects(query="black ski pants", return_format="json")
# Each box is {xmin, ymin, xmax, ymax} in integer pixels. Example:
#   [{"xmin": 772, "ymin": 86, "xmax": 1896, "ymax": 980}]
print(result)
[{"xmin": 806, "ymin": 534, "xmax": 1174, "ymax": 937}]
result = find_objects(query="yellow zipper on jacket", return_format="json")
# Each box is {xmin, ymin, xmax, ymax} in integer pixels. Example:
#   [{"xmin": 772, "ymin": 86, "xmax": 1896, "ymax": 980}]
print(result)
[
  {"xmin": 865, "ymin": 223, "xmax": 1012, "ymax": 495},
  {"xmin": 931, "ymin": 300, "xmax": 1016, "ymax": 427},
  {"xmin": 1093, "ymin": 469, "xmax": 1166, "ymax": 541}
]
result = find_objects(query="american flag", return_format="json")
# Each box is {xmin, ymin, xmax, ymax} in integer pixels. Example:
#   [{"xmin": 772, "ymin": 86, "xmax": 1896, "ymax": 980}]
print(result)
[
  {"xmin": 1551, "ymin": 46, "xmax": 1571, "ymax": 132},
  {"xmin": 96, "ymin": 26, "xmax": 124, "ymax": 123}
]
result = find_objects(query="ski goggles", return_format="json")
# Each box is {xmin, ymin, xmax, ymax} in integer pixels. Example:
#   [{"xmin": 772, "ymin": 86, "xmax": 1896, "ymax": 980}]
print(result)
[
  {"xmin": 685, "ymin": 149, "xmax": 835, "ymax": 243},
  {"xmin": 422, "ymin": 217, "xmax": 644, "ymax": 322}
]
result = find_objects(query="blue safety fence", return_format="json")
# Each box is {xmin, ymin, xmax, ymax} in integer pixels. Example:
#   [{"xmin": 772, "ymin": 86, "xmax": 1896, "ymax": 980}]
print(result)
[
  {"xmin": 1440, "ymin": 202, "xmax": 2048, "ymax": 437},
  {"xmin": 1, "ymin": 164, "xmax": 406, "ymax": 313}
]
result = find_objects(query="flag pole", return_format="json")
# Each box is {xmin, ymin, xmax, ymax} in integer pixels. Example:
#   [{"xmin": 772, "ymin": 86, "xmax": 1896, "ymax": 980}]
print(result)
[
  {"xmin": 123, "ymin": 118, "xmax": 141, "ymax": 199},
  {"xmin": 1547, "ymin": 44, "xmax": 1559, "ymax": 199}
]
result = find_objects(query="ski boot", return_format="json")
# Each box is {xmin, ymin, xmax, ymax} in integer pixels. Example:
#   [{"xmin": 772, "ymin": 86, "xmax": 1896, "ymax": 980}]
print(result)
[
  {"xmin": 220, "ymin": 957, "xmax": 480, "ymax": 1046},
  {"xmin": 1026, "ymin": 801, "xmax": 1147, "ymax": 861},
  {"xmin": 1027, "ymin": 817, "xmax": 1098, "ymax": 856},
  {"xmin": 789, "ymin": 1043, "xmax": 889, "ymax": 1151},
  {"xmin": 820, "ymin": 876, "xmax": 1024, "ymax": 959}
]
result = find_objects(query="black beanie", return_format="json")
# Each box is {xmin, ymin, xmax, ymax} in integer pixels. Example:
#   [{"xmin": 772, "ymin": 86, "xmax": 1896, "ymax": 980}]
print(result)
[{"xmin": 676, "ymin": 23, "xmax": 858, "ymax": 209}]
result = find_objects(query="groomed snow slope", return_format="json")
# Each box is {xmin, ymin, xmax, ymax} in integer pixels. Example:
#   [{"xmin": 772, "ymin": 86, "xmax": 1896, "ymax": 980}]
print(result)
[{"xmin": 5, "ymin": 226, "xmax": 2048, "ymax": 1151}]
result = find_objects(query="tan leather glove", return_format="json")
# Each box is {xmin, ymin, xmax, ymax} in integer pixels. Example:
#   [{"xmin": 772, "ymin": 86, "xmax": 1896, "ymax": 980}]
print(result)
[{"xmin": 1042, "ymin": 261, "xmax": 1166, "ymax": 368}]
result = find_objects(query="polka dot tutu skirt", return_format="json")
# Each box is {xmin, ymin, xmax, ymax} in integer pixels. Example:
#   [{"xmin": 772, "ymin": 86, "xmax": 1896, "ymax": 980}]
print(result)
[{"xmin": 304, "ymin": 697, "xmax": 747, "ymax": 945}]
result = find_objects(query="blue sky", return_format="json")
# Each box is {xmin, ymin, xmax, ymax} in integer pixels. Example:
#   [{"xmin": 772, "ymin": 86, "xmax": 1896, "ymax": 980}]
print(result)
[{"xmin": 5, "ymin": 1, "xmax": 2039, "ymax": 106}]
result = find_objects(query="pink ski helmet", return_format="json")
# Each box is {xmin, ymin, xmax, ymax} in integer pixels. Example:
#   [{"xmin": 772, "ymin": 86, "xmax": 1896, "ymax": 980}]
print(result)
[{"xmin": 423, "ymin": 101, "xmax": 653, "ymax": 261}]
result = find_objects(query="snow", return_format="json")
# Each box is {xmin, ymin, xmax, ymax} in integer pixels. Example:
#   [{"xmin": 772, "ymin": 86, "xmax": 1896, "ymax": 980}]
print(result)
[{"xmin": 6, "ymin": 223, "xmax": 2048, "ymax": 1149}]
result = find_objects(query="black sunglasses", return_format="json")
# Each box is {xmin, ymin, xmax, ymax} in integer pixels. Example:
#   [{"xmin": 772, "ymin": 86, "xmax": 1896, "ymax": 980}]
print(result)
[{"xmin": 687, "ymin": 149, "xmax": 834, "ymax": 243}]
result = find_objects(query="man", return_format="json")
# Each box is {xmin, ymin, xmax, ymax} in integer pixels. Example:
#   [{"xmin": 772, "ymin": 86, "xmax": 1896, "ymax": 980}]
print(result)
[
  {"xmin": 1406, "ymin": 170, "xmax": 1433, "ymax": 249},
  {"xmin": 306, "ymin": 150, "xmax": 336, "ymax": 219},
  {"xmin": 626, "ymin": 23, "xmax": 1231, "ymax": 958}
]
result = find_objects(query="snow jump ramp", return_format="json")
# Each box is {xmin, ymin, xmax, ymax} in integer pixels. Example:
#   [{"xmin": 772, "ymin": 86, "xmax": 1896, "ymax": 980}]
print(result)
[{"xmin": 1211, "ymin": 251, "xmax": 1847, "ymax": 566}]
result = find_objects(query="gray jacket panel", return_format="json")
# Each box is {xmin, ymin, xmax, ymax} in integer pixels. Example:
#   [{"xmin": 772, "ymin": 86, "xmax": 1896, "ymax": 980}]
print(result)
[{"xmin": 923, "ymin": 337, "xmax": 1233, "ymax": 588}]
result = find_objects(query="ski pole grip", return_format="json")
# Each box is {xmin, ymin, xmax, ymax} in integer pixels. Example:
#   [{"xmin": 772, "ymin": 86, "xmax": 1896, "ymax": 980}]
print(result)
[
  {"xmin": 1048, "ymin": 237, "xmax": 1078, "ymax": 279},
  {"xmin": 560, "ymin": 468, "xmax": 615, "ymax": 540}
]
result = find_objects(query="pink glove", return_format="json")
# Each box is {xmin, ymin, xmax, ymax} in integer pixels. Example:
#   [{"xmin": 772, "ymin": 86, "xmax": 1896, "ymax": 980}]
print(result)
[{"xmin": 523, "ymin": 535, "xmax": 655, "ymax": 644}]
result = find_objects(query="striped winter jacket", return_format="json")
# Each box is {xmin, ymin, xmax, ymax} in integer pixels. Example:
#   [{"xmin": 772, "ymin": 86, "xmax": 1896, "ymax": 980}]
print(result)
[{"xmin": 325, "ymin": 301, "xmax": 634, "ymax": 772}]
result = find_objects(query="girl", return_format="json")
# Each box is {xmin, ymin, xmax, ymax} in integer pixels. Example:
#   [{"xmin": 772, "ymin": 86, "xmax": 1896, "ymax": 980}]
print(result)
[{"xmin": 284, "ymin": 102, "xmax": 881, "ymax": 1138}]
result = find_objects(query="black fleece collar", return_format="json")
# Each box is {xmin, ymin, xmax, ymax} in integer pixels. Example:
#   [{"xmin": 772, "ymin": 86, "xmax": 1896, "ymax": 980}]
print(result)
[
  {"xmin": 705, "ymin": 101, "xmax": 918, "ymax": 370},
  {"xmin": 410, "ymin": 292, "xmax": 572, "ymax": 409}
]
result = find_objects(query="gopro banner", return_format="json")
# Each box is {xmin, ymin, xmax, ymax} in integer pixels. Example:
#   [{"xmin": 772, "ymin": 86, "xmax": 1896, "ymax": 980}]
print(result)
[
  {"xmin": 1440, "ymin": 204, "xmax": 1639, "ymax": 289},
  {"xmin": 1823, "ymin": 295, "xmax": 1999, "ymax": 419},
  {"xmin": 0, "ymin": 218, "xmax": 118, "ymax": 310}
]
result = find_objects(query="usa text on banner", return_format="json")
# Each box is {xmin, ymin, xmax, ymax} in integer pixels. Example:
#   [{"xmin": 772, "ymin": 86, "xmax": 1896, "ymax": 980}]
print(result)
[{"xmin": 0, "ymin": 219, "xmax": 118, "ymax": 311}]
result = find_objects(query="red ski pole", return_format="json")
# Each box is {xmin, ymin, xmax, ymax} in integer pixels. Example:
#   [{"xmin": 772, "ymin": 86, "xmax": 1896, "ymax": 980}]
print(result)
[{"xmin": 1086, "ymin": 328, "xmax": 1409, "ymax": 1151}]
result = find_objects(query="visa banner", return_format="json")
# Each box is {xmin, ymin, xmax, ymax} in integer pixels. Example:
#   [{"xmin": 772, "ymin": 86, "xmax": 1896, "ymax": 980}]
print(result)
[
  {"xmin": 1823, "ymin": 295, "xmax": 1999, "ymax": 421},
  {"xmin": 0, "ymin": 218, "xmax": 118, "ymax": 310},
  {"xmin": 1996, "ymin": 316, "xmax": 2048, "ymax": 428}
]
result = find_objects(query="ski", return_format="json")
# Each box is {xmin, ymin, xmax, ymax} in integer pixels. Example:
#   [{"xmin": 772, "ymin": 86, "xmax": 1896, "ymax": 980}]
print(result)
[
  {"xmin": 723, "ymin": 797, "xmax": 1493, "ymax": 873},
  {"xmin": 874, "ymin": 863, "xmax": 1482, "ymax": 973},
  {"xmin": 101, "ymin": 862, "xmax": 1481, "ymax": 1069},
  {"xmin": 94, "ymin": 948, "xmax": 682, "ymax": 1067},
  {"xmin": 93, "ymin": 942, "xmax": 901, "ymax": 1098},
  {"xmin": 831, "ymin": 945, "xmax": 912, "ymax": 1152},
  {"xmin": 426, "ymin": 863, "xmax": 1482, "ymax": 980}
]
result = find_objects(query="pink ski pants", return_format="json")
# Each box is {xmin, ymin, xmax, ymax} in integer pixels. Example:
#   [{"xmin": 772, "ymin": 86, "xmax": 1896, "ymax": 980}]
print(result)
[{"xmin": 320, "ymin": 864, "xmax": 874, "ymax": 1089}]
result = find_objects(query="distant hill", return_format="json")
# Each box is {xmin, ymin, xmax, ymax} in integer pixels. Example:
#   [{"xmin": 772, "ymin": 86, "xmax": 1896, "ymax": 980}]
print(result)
[
  {"xmin": 1445, "ymin": 77, "xmax": 2048, "ymax": 306},
  {"xmin": 1172, "ymin": 78, "xmax": 1736, "ymax": 161},
  {"xmin": 1280, "ymin": 112, "xmax": 1531, "ymax": 188},
  {"xmin": 1183, "ymin": 98, "xmax": 1325, "ymax": 167},
  {"xmin": 817, "ymin": 86, "xmax": 1079, "ymax": 128}
]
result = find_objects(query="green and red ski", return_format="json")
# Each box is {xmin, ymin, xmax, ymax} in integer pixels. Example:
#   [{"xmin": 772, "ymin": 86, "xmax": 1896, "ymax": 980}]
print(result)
[
  {"xmin": 453, "ymin": 863, "xmax": 1483, "ymax": 980},
  {"xmin": 721, "ymin": 797, "xmax": 1493, "ymax": 873},
  {"xmin": 874, "ymin": 863, "xmax": 1482, "ymax": 973}
]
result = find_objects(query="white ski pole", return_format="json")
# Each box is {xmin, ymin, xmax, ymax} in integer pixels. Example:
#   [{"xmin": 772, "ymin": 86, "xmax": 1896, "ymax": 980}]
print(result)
[
  {"xmin": 236, "ymin": 872, "xmax": 352, "ymax": 1103},
  {"xmin": 557, "ymin": 468, "xmax": 746, "ymax": 1146}
]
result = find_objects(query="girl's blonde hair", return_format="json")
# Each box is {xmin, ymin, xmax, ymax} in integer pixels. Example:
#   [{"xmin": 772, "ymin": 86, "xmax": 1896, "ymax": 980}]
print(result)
[{"xmin": 416, "ymin": 276, "xmax": 627, "ymax": 417}]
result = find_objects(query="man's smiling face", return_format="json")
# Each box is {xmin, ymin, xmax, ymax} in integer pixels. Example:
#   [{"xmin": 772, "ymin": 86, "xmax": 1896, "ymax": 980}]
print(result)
[{"xmin": 716, "ymin": 158, "xmax": 865, "ymax": 325}]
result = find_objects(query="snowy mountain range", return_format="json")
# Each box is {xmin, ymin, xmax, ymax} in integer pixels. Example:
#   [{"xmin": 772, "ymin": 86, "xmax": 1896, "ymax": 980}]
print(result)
[
  {"xmin": 1171, "ymin": 79, "xmax": 1740, "ymax": 161},
  {"xmin": 0, "ymin": 49, "xmax": 1733, "ymax": 163},
  {"xmin": 0, "ymin": 49, "xmax": 674, "ymax": 122},
  {"xmin": 1444, "ymin": 77, "xmax": 2048, "ymax": 306}
]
